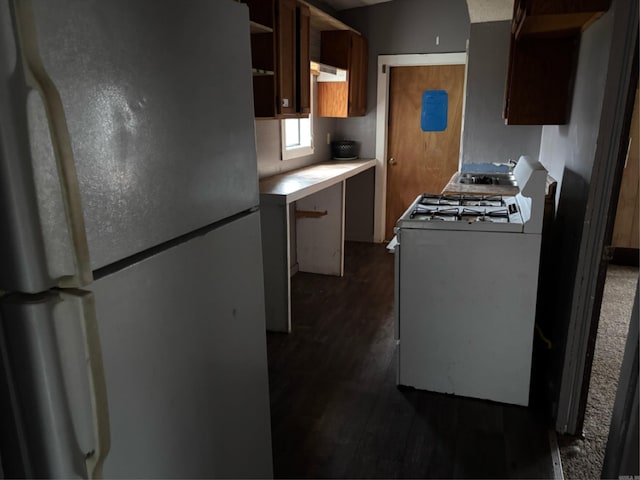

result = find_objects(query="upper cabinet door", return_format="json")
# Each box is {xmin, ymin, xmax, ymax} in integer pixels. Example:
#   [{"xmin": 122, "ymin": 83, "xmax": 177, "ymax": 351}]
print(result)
[
  {"xmin": 348, "ymin": 34, "xmax": 368, "ymax": 117},
  {"xmin": 298, "ymin": 3, "xmax": 311, "ymax": 115},
  {"xmin": 276, "ymin": 0, "xmax": 297, "ymax": 116},
  {"xmin": 245, "ymin": 0, "xmax": 310, "ymax": 118}
]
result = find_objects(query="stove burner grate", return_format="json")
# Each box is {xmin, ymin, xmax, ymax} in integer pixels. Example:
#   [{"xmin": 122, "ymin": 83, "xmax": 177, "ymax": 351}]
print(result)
[
  {"xmin": 418, "ymin": 193, "xmax": 507, "ymax": 207},
  {"xmin": 460, "ymin": 194, "xmax": 505, "ymax": 207},
  {"xmin": 460, "ymin": 207, "xmax": 510, "ymax": 222},
  {"xmin": 410, "ymin": 206, "xmax": 459, "ymax": 219},
  {"xmin": 418, "ymin": 194, "xmax": 461, "ymax": 206}
]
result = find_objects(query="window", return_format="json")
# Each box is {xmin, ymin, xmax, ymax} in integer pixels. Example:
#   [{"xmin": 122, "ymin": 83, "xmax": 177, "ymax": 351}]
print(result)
[{"xmin": 281, "ymin": 76, "xmax": 314, "ymax": 160}]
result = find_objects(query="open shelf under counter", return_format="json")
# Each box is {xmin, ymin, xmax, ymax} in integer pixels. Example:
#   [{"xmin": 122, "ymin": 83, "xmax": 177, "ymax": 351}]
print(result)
[{"xmin": 259, "ymin": 159, "xmax": 377, "ymax": 333}]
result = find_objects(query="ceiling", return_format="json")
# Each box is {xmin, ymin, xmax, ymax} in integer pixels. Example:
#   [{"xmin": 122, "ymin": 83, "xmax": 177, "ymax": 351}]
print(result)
[
  {"xmin": 320, "ymin": 0, "xmax": 392, "ymax": 11},
  {"xmin": 466, "ymin": 0, "xmax": 513, "ymax": 22}
]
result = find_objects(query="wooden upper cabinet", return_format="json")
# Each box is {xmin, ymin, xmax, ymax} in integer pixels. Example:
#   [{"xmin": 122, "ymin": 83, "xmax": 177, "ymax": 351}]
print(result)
[
  {"xmin": 348, "ymin": 33, "xmax": 367, "ymax": 117},
  {"xmin": 503, "ymin": 34, "xmax": 580, "ymax": 125},
  {"xmin": 298, "ymin": 4, "xmax": 311, "ymax": 115},
  {"xmin": 318, "ymin": 30, "xmax": 368, "ymax": 118},
  {"xmin": 244, "ymin": 0, "xmax": 310, "ymax": 118},
  {"xmin": 276, "ymin": 0, "xmax": 296, "ymax": 115},
  {"xmin": 503, "ymin": 0, "xmax": 610, "ymax": 125},
  {"xmin": 513, "ymin": 0, "xmax": 611, "ymax": 38}
]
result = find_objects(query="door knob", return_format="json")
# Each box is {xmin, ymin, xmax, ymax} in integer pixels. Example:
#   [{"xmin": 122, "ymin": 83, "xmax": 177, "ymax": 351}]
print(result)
[{"xmin": 388, "ymin": 157, "xmax": 397, "ymax": 165}]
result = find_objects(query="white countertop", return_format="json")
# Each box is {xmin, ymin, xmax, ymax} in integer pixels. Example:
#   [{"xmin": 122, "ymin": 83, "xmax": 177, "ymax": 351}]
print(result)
[{"xmin": 259, "ymin": 159, "xmax": 377, "ymax": 204}]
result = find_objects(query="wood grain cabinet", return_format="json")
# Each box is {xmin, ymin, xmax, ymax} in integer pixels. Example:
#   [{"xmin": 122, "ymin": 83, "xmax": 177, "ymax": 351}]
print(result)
[
  {"xmin": 513, "ymin": 0, "xmax": 611, "ymax": 38},
  {"xmin": 612, "ymin": 89, "xmax": 639, "ymax": 252},
  {"xmin": 244, "ymin": 0, "xmax": 310, "ymax": 118},
  {"xmin": 503, "ymin": 0, "xmax": 611, "ymax": 125},
  {"xmin": 318, "ymin": 30, "xmax": 368, "ymax": 118},
  {"xmin": 503, "ymin": 34, "xmax": 580, "ymax": 125}
]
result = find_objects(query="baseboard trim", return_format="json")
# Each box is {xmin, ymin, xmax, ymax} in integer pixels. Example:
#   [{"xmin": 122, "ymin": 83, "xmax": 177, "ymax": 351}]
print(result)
[{"xmin": 611, "ymin": 247, "xmax": 639, "ymax": 266}]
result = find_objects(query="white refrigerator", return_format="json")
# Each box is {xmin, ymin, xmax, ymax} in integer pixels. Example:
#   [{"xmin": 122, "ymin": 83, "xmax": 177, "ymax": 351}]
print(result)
[{"xmin": 0, "ymin": 0, "xmax": 273, "ymax": 478}]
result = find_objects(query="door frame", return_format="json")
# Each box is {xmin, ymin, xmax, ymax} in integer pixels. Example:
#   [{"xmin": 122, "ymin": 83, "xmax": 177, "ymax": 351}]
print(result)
[
  {"xmin": 554, "ymin": 0, "xmax": 638, "ymax": 434},
  {"xmin": 373, "ymin": 52, "xmax": 467, "ymax": 243}
]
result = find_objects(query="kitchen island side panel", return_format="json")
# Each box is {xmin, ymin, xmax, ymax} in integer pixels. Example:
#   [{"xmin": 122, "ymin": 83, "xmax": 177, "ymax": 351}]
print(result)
[{"xmin": 398, "ymin": 228, "xmax": 542, "ymax": 406}]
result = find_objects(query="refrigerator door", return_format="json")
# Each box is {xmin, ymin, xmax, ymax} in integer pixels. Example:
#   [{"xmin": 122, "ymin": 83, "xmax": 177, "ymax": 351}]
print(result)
[
  {"xmin": 0, "ymin": 291, "xmax": 110, "ymax": 478},
  {"xmin": 91, "ymin": 211, "xmax": 272, "ymax": 478},
  {"xmin": 3, "ymin": 0, "xmax": 260, "ymax": 282}
]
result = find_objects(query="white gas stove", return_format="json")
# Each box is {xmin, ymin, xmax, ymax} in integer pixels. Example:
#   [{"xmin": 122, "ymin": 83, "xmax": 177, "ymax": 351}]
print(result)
[
  {"xmin": 397, "ymin": 156, "xmax": 546, "ymax": 235},
  {"xmin": 393, "ymin": 156, "xmax": 548, "ymax": 406},
  {"xmin": 401, "ymin": 193, "xmax": 523, "ymax": 232}
]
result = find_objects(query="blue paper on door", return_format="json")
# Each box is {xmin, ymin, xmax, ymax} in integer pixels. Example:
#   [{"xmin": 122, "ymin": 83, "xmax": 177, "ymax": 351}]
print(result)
[{"xmin": 421, "ymin": 90, "xmax": 448, "ymax": 132}]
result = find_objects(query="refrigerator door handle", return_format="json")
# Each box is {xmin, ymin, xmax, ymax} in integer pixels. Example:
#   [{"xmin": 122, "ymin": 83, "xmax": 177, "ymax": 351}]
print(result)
[
  {"xmin": 79, "ymin": 294, "xmax": 111, "ymax": 479},
  {"xmin": 53, "ymin": 291, "xmax": 111, "ymax": 479},
  {"xmin": 11, "ymin": 0, "xmax": 92, "ymax": 287}
]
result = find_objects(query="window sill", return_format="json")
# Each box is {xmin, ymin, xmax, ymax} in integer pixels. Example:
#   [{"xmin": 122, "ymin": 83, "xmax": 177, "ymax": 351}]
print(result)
[{"xmin": 282, "ymin": 145, "xmax": 314, "ymax": 161}]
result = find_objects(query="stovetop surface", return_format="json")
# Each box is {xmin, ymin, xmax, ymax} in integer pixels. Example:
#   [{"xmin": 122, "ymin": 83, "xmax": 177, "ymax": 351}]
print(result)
[
  {"xmin": 397, "ymin": 193, "xmax": 525, "ymax": 232},
  {"xmin": 417, "ymin": 194, "xmax": 507, "ymax": 207}
]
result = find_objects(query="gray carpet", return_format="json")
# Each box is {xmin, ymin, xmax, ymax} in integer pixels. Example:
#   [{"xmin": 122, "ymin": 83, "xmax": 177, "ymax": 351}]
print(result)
[{"xmin": 559, "ymin": 264, "xmax": 639, "ymax": 480}]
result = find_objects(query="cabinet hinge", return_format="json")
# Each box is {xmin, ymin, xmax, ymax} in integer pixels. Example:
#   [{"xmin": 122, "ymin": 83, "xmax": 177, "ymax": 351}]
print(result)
[{"xmin": 382, "ymin": 64, "xmax": 386, "ymax": 74}]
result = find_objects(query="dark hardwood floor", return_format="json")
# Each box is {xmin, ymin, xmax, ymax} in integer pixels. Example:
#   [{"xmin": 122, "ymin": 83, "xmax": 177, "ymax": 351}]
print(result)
[{"xmin": 267, "ymin": 242, "xmax": 556, "ymax": 479}]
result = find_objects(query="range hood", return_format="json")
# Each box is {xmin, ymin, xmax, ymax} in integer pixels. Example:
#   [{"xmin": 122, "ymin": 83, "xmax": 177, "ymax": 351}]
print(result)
[{"xmin": 311, "ymin": 61, "xmax": 347, "ymax": 82}]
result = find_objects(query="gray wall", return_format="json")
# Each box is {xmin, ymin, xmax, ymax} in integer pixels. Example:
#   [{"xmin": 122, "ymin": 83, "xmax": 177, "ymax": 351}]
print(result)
[
  {"xmin": 535, "ymin": 9, "xmax": 614, "ymax": 404},
  {"xmin": 461, "ymin": 21, "xmax": 541, "ymax": 165},
  {"xmin": 337, "ymin": 0, "xmax": 471, "ymax": 159},
  {"xmin": 331, "ymin": 0, "xmax": 470, "ymax": 240},
  {"xmin": 539, "ymin": 10, "xmax": 613, "ymax": 213}
]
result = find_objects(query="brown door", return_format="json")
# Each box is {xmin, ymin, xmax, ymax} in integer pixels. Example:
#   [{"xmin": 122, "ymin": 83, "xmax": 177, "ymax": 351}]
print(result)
[{"xmin": 385, "ymin": 64, "xmax": 465, "ymax": 240}]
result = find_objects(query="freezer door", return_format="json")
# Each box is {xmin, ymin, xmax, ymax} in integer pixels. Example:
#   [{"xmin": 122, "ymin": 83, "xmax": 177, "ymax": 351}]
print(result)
[
  {"xmin": 0, "ymin": 0, "xmax": 82, "ymax": 293},
  {"xmin": 91, "ymin": 211, "xmax": 273, "ymax": 478},
  {"xmin": 3, "ymin": 0, "xmax": 260, "ymax": 278}
]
